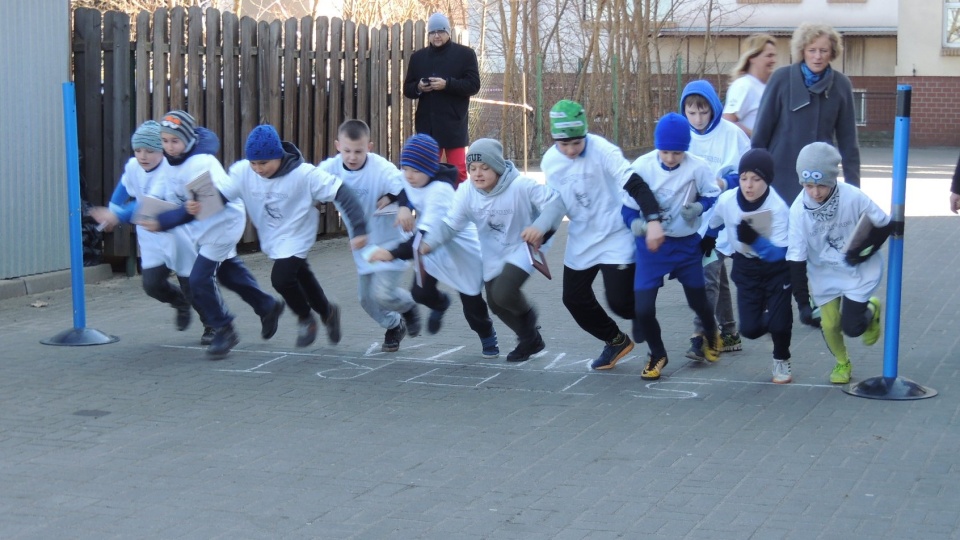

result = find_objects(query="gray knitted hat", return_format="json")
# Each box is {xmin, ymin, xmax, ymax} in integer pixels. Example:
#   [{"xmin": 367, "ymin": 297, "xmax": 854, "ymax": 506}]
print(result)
[
  {"xmin": 796, "ymin": 142, "xmax": 841, "ymax": 187},
  {"xmin": 427, "ymin": 13, "xmax": 450, "ymax": 34},
  {"xmin": 466, "ymin": 139, "xmax": 507, "ymax": 176},
  {"xmin": 131, "ymin": 120, "xmax": 163, "ymax": 152}
]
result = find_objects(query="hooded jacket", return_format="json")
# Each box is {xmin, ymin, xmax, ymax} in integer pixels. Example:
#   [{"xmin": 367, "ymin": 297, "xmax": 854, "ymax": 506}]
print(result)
[{"xmin": 751, "ymin": 63, "xmax": 861, "ymax": 204}]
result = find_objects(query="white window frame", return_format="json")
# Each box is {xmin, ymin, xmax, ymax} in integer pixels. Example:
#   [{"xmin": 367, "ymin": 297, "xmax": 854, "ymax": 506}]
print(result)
[
  {"xmin": 944, "ymin": 2, "xmax": 960, "ymax": 48},
  {"xmin": 852, "ymin": 89, "xmax": 867, "ymax": 127}
]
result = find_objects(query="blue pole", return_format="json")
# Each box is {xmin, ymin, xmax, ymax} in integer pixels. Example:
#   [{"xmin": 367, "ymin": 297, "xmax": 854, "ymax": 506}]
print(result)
[
  {"xmin": 63, "ymin": 82, "xmax": 87, "ymax": 330},
  {"xmin": 882, "ymin": 85, "xmax": 911, "ymax": 379}
]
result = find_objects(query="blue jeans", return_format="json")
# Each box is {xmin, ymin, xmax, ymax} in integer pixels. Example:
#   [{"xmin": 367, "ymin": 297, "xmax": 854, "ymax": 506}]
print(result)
[{"xmin": 190, "ymin": 255, "xmax": 274, "ymax": 329}]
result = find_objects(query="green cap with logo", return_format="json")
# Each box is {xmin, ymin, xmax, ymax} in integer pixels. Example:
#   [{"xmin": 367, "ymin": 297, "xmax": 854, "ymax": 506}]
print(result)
[{"xmin": 549, "ymin": 99, "xmax": 588, "ymax": 140}]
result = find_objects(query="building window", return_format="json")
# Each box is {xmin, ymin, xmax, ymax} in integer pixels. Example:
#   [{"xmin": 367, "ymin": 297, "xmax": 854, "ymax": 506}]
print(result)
[
  {"xmin": 852, "ymin": 89, "xmax": 867, "ymax": 127},
  {"xmin": 946, "ymin": 1, "xmax": 960, "ymax": 47}
]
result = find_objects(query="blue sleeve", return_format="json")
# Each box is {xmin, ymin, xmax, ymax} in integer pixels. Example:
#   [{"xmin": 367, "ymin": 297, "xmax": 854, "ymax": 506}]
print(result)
[
  {"xmin": 705, "ymin": 224, "xmax": 724, "ymax": 239},
  {"xmin": 107, "ymin": 182, "xmax": 136, "ymax": 224},
  {"xmin": 697, "ymin": 195, "xmax": 718, "ymax": 213},
  {"xmin": 723, "ymin": 172, "xmax": 740, "ymax": 191},
  {"xmin": 155, "ymin": 206, "xmax": 195, "ymax": 231},
  {"xmin": 621, "ymin": 204, "xmax": 640, "ymax": 229},
  {"xmin": 752, "ymin": 236, "xmax": 787, "ymax": 262}
]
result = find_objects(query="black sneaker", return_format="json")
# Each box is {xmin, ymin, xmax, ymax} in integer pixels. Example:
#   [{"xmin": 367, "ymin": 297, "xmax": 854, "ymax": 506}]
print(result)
[
  {"xmin": 382, "ymin": 318, "xmax": 407, "ymax": 352},
  {"xmin": 175, "ymin": 304, "xmax": 191, "ymax": 331},
  {"xmin": 427, "ymin": 293, "xmax": 451, "ymax": 334},
  {"xmin": 403, "ymin": 306, "xmax": 422, "ymax": 338},
  {"xmin": 684, "ymin": 335, "xmax": 706, "ymax": 361},
  {"xmin": 322, "ymin": 303, "xmax": 341, "ymax": 344},
  {"xmin": 590, "ymin": 333, "xmax": 634, "ymax": 370},
  {"xmin": 260, "ymin": 297, "xmax": 285, "ymax": 340},
  {"xmin": 207, "ymin": 324, "xmax": 239, "ymax": 359},
  {"xmin": 296, "ymin": 315, "xmax": 318, "ymax": 348},
  {"xmin": 506, "ymin": 331, "xmax": 545, "ymax": 362},
  {"xmin": 201, "ymin": 326, "xmax": 216, "ymax": 346}
]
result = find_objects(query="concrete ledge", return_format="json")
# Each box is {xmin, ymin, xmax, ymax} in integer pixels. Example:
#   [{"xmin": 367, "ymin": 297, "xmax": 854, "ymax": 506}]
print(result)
[{"xmin": 2, "ymin": 264, "xmax": 115, "ymax": 299}]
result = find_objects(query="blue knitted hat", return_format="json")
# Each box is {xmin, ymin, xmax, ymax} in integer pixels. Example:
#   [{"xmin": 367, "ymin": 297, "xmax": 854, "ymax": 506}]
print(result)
[
  {"xmin": 245, "ymin": 125, "xmax": 284, "ymax": 161},
  {"xmin": 654, "ymin": 112, "xmax": 691, "ymax": 152},
  {"xmin": 159, "ymin": 110, "xmax": 198, "ymax": 152},
  {"xmin": 131, "ymin": 120, "xmax": 163, "ymax": 152},
  {"xmin": 400, "ymin": 134, "xmax": 440, "ymax": 176}
]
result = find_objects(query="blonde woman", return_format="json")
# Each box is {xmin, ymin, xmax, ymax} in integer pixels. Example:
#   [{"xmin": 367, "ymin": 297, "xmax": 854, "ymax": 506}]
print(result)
[
  {"xmin": 722, "ymin": 33, "xmax": 778, "ymax": 137},
  {"xmin": 751, "ymin": 23, "xmax": 860, "ymax": 206}
]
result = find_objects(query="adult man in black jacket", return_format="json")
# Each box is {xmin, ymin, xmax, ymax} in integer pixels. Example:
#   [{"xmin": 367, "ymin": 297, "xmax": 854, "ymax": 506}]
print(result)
[{"xmin": 403, "ymin": 12, "xmax": 481, "ymax": 185}]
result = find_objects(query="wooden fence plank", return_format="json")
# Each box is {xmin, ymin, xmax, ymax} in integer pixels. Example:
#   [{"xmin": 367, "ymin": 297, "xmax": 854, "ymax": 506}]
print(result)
[
  {"xmin": 167, "ymin": 7, "xmax": 183, "ymax": 113},
  {"xmin": 376, "ymin": 26, "xmax": 390, "ymax": 156},
  {"xmin": 343, "ymin": 20, "xmax": 355, "ymax": 120},
  {"xmin": 222, "ymin": 12, "xmax": 241, "ymax": 167},
  {"xmin": 313, "ymin": 16, "xmax": 329, "ymax": 163},
  {"xmin": 135, "ymin": 11, "xmax": 151, "ymax": 124},
  {"xmin": 260, "ymin": 20, "xmax": 282, "ymax": 128},
  {"xmin": 369, "ymin": 28, "xmax": 381, "ymax": 149},
  {"xmin": 73, "ymin": 8, "xmax": 104, "ymax": 206},
  {"xmin": 102, "ymin": 10, "xmax": 133, "ymax": 257},
  {"xmin": 298, "ymin": 16, "xmax": 314, "ymax": 163},
  {"xmin": 390, "ymin": 22, "xmax": 402, "ymax": 160},
  {"xmin": 327, "ymin": 18, "xmax": 342, "ymax": 158},
  {"xmin": 356, "ymin": 24, "xmax": 369, "ymax": 127},
  {"xmin": 239, "ymin": 16, "xmax": 258, "ymax": 140},
  {"xmin": 186, "ymin": 6, "xmax": 203, "ymax": 119},
  {"xmin": 401, "ymin": 20, "xmax": 415, "ymax": 140},
  {"xmin": 205, "ymin": 8, "xmax": 223, "ymax": 161},
  {"xmin": 282, "ymin": 17, "xmax": 298, "ymax": 141}
]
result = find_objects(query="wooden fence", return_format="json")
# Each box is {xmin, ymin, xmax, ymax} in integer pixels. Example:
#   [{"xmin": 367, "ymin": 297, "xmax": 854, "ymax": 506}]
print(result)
[{"xmin": 72, "ymin": 7, "xmax": 427, "ymax": 258}]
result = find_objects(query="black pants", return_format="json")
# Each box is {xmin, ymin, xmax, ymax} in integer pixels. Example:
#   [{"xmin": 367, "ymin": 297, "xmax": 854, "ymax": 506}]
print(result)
[
  {"xmin": 484, "ymin": 263, "xmax": 532, "ymax": 337},
  {"xmin": 731, "ymin": 255, "xmax": 793, "ymax": 360},
  {"xmin": 271, "ymin": 256, "xmax": 331, "ymax": 320},
  {"xmin": 412, "ymin": 271, "xmax": 495, "ymax": 338},
  {"xmin": 142, "ymin": 264, "xmax": 205, "ymax": 325},
  {"xmin": 634, "ymin": 285, "xmax": 716, "ymax": 359},
  {"xmin": 562, "ymin": 263, "xmax": 634, "ymax": 343},
  {"xmin": 839, "ymin": 297, "xmax": 872, "ymax": 337}
]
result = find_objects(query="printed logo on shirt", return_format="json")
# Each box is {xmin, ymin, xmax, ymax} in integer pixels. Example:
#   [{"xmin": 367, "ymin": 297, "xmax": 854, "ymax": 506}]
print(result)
[
  {"xmin": 264, "ymin": 203, "xmax": 283, "ymax": 227},
  {"xmin": 575, "ymin": 191, "xmax": 591, "ymax": 208}
]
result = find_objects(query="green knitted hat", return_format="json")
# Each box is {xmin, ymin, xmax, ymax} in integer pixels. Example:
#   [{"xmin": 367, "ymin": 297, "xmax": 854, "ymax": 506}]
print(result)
[{"xmin": 549, "ymin": 100, "xmax": 588, "ymax": 140}]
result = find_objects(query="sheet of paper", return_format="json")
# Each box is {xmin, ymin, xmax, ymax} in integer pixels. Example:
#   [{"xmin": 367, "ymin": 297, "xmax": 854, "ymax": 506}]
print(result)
[
  {"xmin": 185, "ymin": 171, "xmax": 224, "ymax": 220},
  {"xmin": 132, "ymin": 195, "xmax": 179, "ymax": 225},
  {"xmin": 374, "ymin": 202, "xmax": 400, "ymax": 216},
  {"xmin": 412, "ymin": 232, "xmax": 425, "ymax": 288}
]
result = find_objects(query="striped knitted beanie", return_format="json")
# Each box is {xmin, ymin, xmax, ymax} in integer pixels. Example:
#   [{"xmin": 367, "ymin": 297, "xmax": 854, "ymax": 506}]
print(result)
[{"xmin": 400, "ymin": 134, "xmax": 440, "ymax": 176}]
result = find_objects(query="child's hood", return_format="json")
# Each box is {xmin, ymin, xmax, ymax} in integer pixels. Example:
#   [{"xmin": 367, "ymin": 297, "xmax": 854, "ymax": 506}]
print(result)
[
  {"xmin": 165, "ymin": 127, "xmax": 220, "ymax": 166},
  {"xmin": 476, "ymin": 160, "xmax": 519, "ymax": 198},
  {"xmin": 680, "ymin": 80, "xmax": 723, "ymax": 135},
  {"xmin": 430, "ymin": 162, "xmax": 459, "ymax": 189},
  {"xmin": 270, "ymin": 141, "xmax": 306, "ymax": 178}
]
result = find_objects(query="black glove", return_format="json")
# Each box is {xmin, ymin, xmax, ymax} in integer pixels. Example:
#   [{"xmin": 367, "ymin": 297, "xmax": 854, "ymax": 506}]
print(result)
[
  {"xmin": 798, "ymin": 304, "xmax": 821, "ymax": 328},
  {"xmin": 845, "ymin": 222, "xmax": 893, "ymax": 266},
  {"xmin": 737, "ymin": 220, "xmax": 759, "ymax": 245},
  {"xmin": 700, "ymin": 235, "xmax": 717, "ymax": 257}
]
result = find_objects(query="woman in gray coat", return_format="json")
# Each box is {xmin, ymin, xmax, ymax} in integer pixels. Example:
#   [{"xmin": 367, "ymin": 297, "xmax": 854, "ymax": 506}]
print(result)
[{"xmin": 751, "ymin": 23, "xmax": 860, "ymax": 205}]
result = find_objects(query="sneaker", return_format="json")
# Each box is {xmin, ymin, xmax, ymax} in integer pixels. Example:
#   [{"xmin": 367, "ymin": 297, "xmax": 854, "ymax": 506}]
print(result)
[
  {"xmin": 590, "ymin": 333, "xmax": 634, "ymax": 370},
  {"xmin": 772, "ymin": 358, "xmax": 793, "ymax": 384},
  {"xmin": 175, "ymin": 304, "xmax": 191, "ymax": 331},
  {"xmin": 296, "ymin": 315, "xmax": 318, "ymax": 348},
  {"xmin": 323, "ymin": 303, "xmax": 341, "ymax": 344},
  {"xmin": 201, "ymin": 326, "xmax": 216, "ymax": 346},
  {"xmin": 382, "ymin": 319, "xmax": 407, "ymax": 352},
  {"xmin": 403, "ymin": 306, "xmax": 422, "ymax": 338},
  {"xmin": 702, "ymin": 333, "xmax": 722, "ymax": 362},
  {"xmin": 684, "ymin": 335, "xmax": 706, "ymax": 361},
  {"xmin": 427, "ymin": 293, "xmax": 451, "ymax": 335},
  {"xmin": 506, "ymin": 332, "xmax": 545, "ymax": 362},
  {"xmin": 260, "ymin": 297, "xmax": 285, "ymax": 340},
  {"xmin": 830, "ymin": 361, "xmax": 852, "ymax": 384},
  {"xmin": 721, "ymin": 332, "xmax": 742, "ymax": 352},
  {"xmin": 641, "ymin": 354, "xmax": 668, "ymax": 380},
  {"xmin": 480, "ymin": 333, "xmax": 500, "ymax": 359},
  {"xmin": 207, "ymin": 324, "xmax": 239, "ymax": 359},
  {"xmin": 862, "ymin": 297, "xmax": 882, "ymax": 346}
]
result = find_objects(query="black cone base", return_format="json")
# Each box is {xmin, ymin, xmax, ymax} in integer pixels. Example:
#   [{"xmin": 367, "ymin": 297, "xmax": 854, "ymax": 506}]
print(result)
[
  {"xmin": 843, "ymin": 376, "xmax": 937, "ymax": 400},
  {"xmin": 41, "ymin": 327, "xmax": 119, "ymax": 346}
]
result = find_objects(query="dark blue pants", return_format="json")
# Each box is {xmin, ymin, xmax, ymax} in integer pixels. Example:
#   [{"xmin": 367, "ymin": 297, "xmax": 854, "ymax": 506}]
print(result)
[
  {"xmin": 271, "ymin": 256, "xmax": 330, "ymax": 320},
  {"xmin": 731, "ymin": 255, "xmax": 793, "ymax": 360},
  {"xmin": 190, "ymin": 255, "xmax": 274, "ymax": 329}
]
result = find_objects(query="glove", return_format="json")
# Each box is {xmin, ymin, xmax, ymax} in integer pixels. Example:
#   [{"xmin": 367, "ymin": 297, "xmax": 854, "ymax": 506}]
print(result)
[
  {"xmin": 630, "ymin": 218, "xmax": 647, "ymax": 237},
  {"xmin": 737, "ymin": 220, "xmax": 759, "ymax": 245},
  {"xmin": 798, "ymin": 304, "xmax": 821, "ymax": 328},
  {"xmin": 700, "ymin": 235, "xmax": 717, "ymax": 257},
  {"xmin": 680, "ymin": 202, "xmax": 703, "ymax": 221},
  {"xmin": 845, "ymin": 222, "xmax": 893, "ymax": 266}
]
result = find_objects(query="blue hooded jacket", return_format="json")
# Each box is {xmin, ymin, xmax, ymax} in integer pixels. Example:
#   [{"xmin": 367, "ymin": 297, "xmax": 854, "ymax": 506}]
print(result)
[{"xmin": 680, "ymin": 80, "xmax": 724, "ymax": 136}]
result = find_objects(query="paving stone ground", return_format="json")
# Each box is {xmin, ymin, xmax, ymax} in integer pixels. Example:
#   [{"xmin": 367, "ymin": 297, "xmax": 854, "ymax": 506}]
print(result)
[{"xmin": 1, "ymin": 146, "xmax": 959, "ymax": 539}]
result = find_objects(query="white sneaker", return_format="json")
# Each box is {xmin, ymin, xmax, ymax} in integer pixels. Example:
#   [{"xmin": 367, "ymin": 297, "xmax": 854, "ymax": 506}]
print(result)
[{"xmin": 772, "ymin": 359, "xmax": 792, "ymax": 384}]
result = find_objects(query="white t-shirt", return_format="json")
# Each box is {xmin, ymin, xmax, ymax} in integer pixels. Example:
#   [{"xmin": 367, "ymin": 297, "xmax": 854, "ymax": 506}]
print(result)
[
  {"xmin": 541, "ymin": 134, "xmax": 635, "ymax": 269},
  {"xmin": 163, "ymin": 153, "xmax": 245, "ymax": 262},
  {"xmin": 708, "ymin": 186, "xmax": 789, "ymax": 257},
  {"xmin": 723, "ymin": 74, "xmax": 766, "ymax": 132},
  {"xmin": 443, "ymin": 174, "xmax": 560, "ymax": 282},
  {"xmin": 223, "ymin": 160, "xmax": 342, "ymax": 260},
  {"xmin": 689, "ymin": 119, "xmax": 751, "ymax": 255},
  {"xmin": 318, "ymin": 152, "xmax": 407, "ymax": 275},
  {"xmin": 117, "ymin": 157, "xmax": 196, "ymax": 276},
  {"xmin": 403, "ymin": 177, "xmax": 484, "ymax": 296},
  {"xmin": 786, "ymin": 183, "xmax": 890, "ymax": 305},
  {"xmin": 622, "ymin": 151, "xmax": 720, "ymax": 238}
]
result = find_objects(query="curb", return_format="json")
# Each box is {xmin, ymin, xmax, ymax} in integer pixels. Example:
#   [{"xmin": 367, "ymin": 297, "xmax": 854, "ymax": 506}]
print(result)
[{"xmin": 0, "ymin": 264, "xmax": 115, "ymax": 301}]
